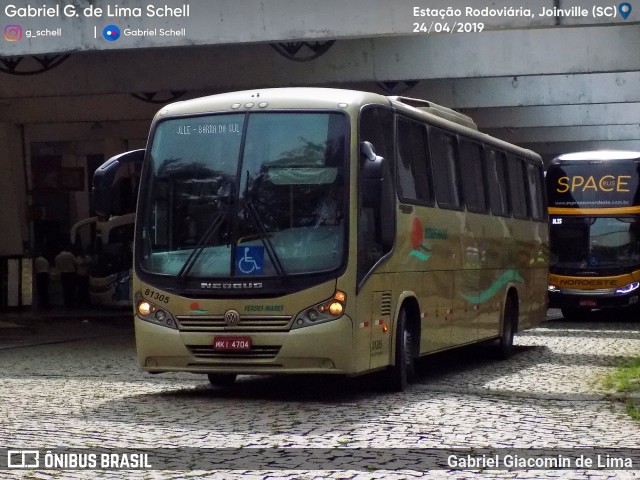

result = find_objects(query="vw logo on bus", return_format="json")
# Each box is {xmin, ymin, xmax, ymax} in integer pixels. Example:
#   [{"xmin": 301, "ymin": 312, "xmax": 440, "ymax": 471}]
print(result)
[{"xmin": 224, "ymin": 309, "xmax": 241, "ymax": 326}]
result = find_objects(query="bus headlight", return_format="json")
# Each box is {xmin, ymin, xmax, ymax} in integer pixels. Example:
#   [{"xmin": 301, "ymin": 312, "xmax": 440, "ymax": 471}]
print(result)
[
  {"xmin": 616, "ymin": 282, "xmax": 640, "ymax": 295},
  {"xmin": 135, "ymin": 292, "xmax": 177, "ymax": 330},
  {"xmin": 328, "ymin": 302, "xmax": 343, "ymax": 315},
  {"xmin": 548, "ymin": 285, "xmax": 560, "ymax": 293},
  {"xmin": 138, "ymin": 301, "xmax": 152, "ymax": 316},
  {"xmin": 292, "ymin": 290, "xmax": 347, "ymax": 329}
]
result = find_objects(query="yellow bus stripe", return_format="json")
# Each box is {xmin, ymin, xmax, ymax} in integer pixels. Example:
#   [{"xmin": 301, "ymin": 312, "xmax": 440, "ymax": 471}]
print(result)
[{"xmin": 548, "ymin": 206, "xmax": 640, "ymax": 215}]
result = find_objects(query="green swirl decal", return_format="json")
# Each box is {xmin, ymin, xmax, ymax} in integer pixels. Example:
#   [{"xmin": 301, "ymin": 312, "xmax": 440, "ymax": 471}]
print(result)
[
  {"xmin": 462, "ymin": 269, "xmax": 524, "ymax": 304},
  {"xmin": 410, "ymin": 249, "xmax": 431, "ymax": 261}
]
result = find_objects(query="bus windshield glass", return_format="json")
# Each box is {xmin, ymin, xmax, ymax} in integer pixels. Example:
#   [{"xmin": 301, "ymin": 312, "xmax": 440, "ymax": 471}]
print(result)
[
  {"xmin": 139, "ymin": 112, "xmax": 347, "ymax": 280},
  {"xmin": 550, "ymin": 216, "xmax": 640, "ymax": 271}
]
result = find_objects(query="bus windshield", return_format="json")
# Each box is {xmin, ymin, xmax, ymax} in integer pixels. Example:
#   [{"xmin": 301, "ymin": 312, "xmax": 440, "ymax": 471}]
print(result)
[
  {"xmin": 139, "ymin": 112, "xmax": 347, "ymax": 281},
  {"xmin": 550, "ymin": 216, "xmax": 640, "ymax": 271}
]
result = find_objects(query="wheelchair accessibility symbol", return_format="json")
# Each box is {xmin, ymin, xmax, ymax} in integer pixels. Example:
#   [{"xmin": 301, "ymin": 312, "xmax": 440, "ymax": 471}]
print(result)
[{"xmin": 236, "ymin": 246, "xmax": 265, "ymax": 275}]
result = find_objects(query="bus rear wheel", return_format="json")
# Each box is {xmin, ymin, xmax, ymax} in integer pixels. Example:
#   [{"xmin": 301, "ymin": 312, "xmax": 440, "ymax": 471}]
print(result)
[
  {"xmin": 383, "ymin": 308, "xmax": 415, "ymax": 392},
  {"xmin": 207, "ymin": 373, "xmax": 237, "ymax": 387},
  {"xmin": 497, "ymin": 296, "xmax": 517, "ymax": 359}
]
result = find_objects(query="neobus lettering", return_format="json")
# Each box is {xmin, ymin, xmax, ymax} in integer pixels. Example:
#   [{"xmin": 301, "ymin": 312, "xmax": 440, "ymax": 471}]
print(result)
[{"xmin": 556, "ymin": 175, "xmax": 631, "ymax": 193}]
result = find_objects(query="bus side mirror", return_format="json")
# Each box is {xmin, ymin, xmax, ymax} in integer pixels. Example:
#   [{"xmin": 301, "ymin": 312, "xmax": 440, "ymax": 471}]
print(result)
[{"xmin": 360, "ymin": 141, "xmax": 385, "ymax": 208}]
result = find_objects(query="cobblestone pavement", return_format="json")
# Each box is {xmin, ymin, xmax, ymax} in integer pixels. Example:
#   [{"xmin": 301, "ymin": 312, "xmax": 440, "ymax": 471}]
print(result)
[{"xmin": 0, "ymin": 310, "xmax": 639, "ymax": 479}]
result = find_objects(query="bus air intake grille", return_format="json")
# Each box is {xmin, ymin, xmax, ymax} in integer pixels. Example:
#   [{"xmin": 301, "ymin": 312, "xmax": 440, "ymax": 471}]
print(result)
[
  {"xmin": 560, "ymin": 287, "xmax": 617, "ymax": 296},
  {"xmin": 187, "ymin": 345, "xmax": 281, "ymax": 360},
  {"xmin": 380, "ymin": 292, "xmax": 392, "ymax": 316},
  {"xmin": 175, "ymin": 315, "xmax": 292, "ymax": 332}
]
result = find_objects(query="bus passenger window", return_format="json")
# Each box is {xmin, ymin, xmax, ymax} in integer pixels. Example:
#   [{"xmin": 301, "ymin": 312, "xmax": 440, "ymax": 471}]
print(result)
[
  {"xmin": 429, "ymin": 128, "xmax": 461, "ymax": 209},
  {"xmin": 459, "ymin": 139, "xmax": 486, "ymax": 213},
  {"xmin": 397, "ymin": 118, "xmax": 433, "ymax": 205},
  {"xmin": 485, "ymin": 149, "xmax": 509, "ymax": 216},
  {"xmin": 526, "ymin": 162, "xmax": 545, "ymax": 220},
  {"xmin": 507, "ymin": 156, "xmax": 528, "ymax": 218}
]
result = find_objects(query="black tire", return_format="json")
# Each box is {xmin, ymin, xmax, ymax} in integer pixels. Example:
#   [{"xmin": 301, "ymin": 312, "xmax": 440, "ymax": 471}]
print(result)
[
  {"xmin": 497, "ymin": 296, "xmax": 517, "ymax": 359},
  {"xmin": 561, "ymin": 307, "xmax": 590, "ymax": 321},
  {"xmin": 383, "ymin": 308, "xmax": 415, "ymax": 391},
  {"xmin": 207, "ymin": 373, "xmax": 237, "ymax": 387}
]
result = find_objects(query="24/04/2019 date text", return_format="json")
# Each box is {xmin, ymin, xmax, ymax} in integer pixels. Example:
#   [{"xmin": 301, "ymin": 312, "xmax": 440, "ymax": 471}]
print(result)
[{"xmin": 413, "ymin": 22, "xmax": 485, "ymax": 33}]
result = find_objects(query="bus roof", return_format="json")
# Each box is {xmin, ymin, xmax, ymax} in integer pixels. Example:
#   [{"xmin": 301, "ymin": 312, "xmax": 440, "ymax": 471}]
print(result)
[
  {"xmin": 156, "ymin": 88, "xmax": 389, "ymax": 118},
  {"xmin": 154, "ymin": 87, "xmax": 541, "ymax": 163},
  {"xmin": 551, "ymin": 150, "xmax": 640, "ymax": 164},
  {"xmin": 158, "ymin": 87, "xmax": 477, "ymax": 128},
  {"xmin": 387, "ymin": 96, "xmax": 477, "ymax": 130}
]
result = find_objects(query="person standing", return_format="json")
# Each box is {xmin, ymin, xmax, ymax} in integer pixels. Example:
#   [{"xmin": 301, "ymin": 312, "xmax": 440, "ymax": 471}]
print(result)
[
  {"xmin": 55, "ymin": 245, "xmax": 77, "ymax": 308},
  {"xmin": 34, "ymin": 253, "xmax": 50, "ymax": 309}
]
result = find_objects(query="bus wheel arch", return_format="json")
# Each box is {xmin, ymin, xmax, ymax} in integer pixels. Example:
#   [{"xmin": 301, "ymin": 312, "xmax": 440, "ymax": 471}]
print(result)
[{"xmin": 497, "ymin": 288, "xmax": 519, "ymax": 359}]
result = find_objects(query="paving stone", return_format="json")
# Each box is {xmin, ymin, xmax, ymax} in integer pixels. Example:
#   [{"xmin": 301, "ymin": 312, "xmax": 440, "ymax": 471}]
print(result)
[{"xmin": 0, "ymin": 312, "xmax": 638, "ymax": 479}]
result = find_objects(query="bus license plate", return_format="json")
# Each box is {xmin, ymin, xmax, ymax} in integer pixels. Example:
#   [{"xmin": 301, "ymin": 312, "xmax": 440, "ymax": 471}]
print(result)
[
  {"xmin": 579, "ymin": 300, "xmax": 597, "ymax": 307},
  {"xmin": 213, "ymin": 336, "xmax": 252, "ymax": 350}
]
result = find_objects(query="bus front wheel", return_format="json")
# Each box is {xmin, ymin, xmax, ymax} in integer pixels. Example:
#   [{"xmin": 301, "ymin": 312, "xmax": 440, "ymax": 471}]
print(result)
[
  {"xmin": 208, "ymin": 373, "xmax": 237, "ymax": 387},
  {"xmin": 383, "ymin": 308, "xmax": 415, "ymax": 392}
]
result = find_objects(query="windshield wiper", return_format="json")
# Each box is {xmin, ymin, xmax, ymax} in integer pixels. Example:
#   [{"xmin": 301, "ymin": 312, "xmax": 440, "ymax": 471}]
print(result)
[
  {"xmin": 244, "ymin": 199, "xmax": 287, "ymax": 279},
  {"xmin": 176, "ymin": 212, "xmax": 226, "ymax": 284}
]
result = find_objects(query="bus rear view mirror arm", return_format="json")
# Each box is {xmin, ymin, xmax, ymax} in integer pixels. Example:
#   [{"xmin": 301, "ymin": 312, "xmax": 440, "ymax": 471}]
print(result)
[{"xmin": 360, "ymin": 141, "xmax": 384, "ymax": 179}]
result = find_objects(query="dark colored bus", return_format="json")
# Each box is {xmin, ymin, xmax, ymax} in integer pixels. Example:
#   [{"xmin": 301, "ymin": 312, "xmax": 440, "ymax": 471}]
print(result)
[{"xmin": 547, "ymin": 151, "xmax": 640, "ymax": 319}]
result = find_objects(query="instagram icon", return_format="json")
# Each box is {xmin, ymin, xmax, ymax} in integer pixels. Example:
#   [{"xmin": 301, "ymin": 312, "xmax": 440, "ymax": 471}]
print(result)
[{"xmin": 4, "ymin": 24, "xmax": 22, "ymax": 42}]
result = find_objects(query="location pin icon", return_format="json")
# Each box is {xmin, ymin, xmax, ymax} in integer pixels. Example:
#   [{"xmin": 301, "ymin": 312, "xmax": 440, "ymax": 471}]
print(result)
[{"xmin": 619, "ymin": 2, "xmax": 632, "ymax": 19}]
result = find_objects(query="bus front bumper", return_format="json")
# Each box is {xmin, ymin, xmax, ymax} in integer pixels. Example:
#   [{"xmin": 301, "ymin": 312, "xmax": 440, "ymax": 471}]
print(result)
[
  {"xmin": 134, "ymin": 315, "xmax": 355, "ymax": 376},
  {"xmin": 548, "ymin": 289, "xmax": 640, "ymax": 310}
]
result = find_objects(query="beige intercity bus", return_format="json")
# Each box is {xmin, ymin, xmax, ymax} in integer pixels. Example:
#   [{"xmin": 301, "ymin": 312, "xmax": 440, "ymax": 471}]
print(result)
[{"xmin": 125, "ymin": 88, "xmax": 548, "ymax": 390}]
